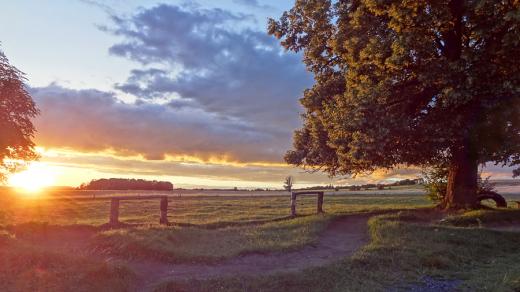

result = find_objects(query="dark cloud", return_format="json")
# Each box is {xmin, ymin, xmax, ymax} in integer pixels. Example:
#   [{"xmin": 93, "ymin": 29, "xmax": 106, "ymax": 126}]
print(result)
[
  {"xmin": 107, "ymin": 3, "xmax": 313, "ymax": 136},
  {"xmin": 31, "ymin": 85, "xmax": 290, "ymax": 162},
  {"xmin": 107, "ymin": 5, "xmax": 253, "ymax": 68}
]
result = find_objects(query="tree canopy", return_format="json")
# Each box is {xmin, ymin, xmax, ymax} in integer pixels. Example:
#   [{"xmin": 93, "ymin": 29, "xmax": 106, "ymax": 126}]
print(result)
[
  {"xmin": 269, "ymin": 0, "xmax": 520, "ymax": 208},
  {"xmin": 0, "ymin": 49, "xmax": 39, "ymax": 181}
]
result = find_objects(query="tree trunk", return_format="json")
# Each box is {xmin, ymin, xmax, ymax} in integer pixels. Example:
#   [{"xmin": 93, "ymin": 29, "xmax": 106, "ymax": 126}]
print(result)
[{"xmin": 443, "ymin": 148, "xmax": 479, "ymax": 209}]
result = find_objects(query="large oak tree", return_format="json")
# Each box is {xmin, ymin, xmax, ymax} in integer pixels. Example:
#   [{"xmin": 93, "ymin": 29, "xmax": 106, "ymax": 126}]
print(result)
[
  {"xmin": 269, "ymin": 0, "xmax": 520, "ymax": 209},
  {"xmin": 0, "ymin": 49, "xmax": 38, "ymax": 180}
]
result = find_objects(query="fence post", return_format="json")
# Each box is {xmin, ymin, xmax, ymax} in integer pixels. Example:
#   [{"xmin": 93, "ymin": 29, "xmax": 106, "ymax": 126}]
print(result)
[
  {"xmin": 160, "ymin": 196, "xmax": 168, "ymax": 225},
  {"xmin": 317, "ymin": 192, "xmax": 324, "ymax": 213},
  {"xmin": 290, "ymin": 192, "xmax": 297, "ymax": 217},
  {"xmin": 109, "ymin": 198, "xmax": 120, "ymax": 226}
]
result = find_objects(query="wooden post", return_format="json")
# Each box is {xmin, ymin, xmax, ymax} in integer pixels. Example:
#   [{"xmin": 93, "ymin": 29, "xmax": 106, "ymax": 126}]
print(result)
[
  {"xmin": 160, "ymin": 196, "xmax": 168, "ymax": 225},
  {"xmin": 109, "ymin": 198, "xmax": 120, "ymax": 226},
  {"xmin": 317, "ymin": 192, "xmax": 324, "ymax": 214},
  {"xmin": 290, "ymin": 192, "xmax": 297, "ymax": 217}
]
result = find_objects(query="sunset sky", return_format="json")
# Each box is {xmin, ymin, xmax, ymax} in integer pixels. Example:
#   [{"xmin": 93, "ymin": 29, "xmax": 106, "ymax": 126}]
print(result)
[{"xmin": 1, "ymin": 0, "xmax": 516, "ymax": 188}]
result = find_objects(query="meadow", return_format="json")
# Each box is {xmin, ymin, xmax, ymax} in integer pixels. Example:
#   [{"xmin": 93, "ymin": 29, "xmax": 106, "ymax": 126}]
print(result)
[
  {"xmin": 1, "ymin": 187, "xmax": 520, "ymax": 291},
  {"xmin": 0, "ymin": 187, "xmax": 428, "ymax": 226}
]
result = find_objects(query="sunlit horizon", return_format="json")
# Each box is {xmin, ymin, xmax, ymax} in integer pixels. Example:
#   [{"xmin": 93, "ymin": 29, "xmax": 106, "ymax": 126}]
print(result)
[{"xmin": 8, "ymin": 162, "xmax": 56, "ymax": 193}]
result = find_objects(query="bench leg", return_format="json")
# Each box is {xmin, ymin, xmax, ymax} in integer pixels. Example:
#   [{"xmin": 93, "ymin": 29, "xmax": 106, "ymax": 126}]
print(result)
[
  {"xmin": 109, "ymin": 198, "xmax": 120, "ymax": 226},
  {"xmin": 160, "ymin": 197, "xmax": 168, "ymax": 225},
  {"xmin": 317, "ymin": 192, "xmax": 324, "ymax": 213},
  {"xmin": 290, "ymin": 193, "xmax": 297, "ymax": 217}
]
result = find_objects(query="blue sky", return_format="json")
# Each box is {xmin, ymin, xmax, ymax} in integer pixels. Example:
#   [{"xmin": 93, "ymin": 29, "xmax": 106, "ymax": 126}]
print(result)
[{"xmin": 0, "ymin": 0, "xmax": 290, "ymax": 91}]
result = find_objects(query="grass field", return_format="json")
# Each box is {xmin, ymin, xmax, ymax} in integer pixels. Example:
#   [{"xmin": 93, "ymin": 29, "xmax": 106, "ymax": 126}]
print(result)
[
  {"xmin": 1, "ymin": 187, "xmax": 520, "ymax": 291},
  {"xmin": 0, "ymin": 189, "xmax": 431, "ymax": 226}
]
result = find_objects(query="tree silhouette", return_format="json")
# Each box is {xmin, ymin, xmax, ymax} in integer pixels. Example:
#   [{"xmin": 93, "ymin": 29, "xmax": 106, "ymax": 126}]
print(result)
[
  {"xmin": 269, "ymin": 1, "xmax": 520, "ymax": 209},
  {"xmin": 284, "ymin": 176, "xmax": 294, "ymax": 192},
  {"xmin": 79, "ymin": 178, "xmax": 174, "ymax": 190},
  {"xmin": 0, "ymin": 49, "xmax": 39, "ymax": 181}
]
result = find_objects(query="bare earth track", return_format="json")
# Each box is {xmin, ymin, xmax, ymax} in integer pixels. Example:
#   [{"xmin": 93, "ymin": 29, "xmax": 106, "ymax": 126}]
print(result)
[{"xmin": 9, "ymin": 213, "xmax": 373, "ymax": 291}]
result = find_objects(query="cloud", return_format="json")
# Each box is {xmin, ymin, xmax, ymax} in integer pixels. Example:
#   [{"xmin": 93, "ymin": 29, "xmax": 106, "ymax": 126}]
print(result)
[
  {"xmin": 232, "ymin": 0, "xmax": 273, "ymax": 10},
  {"xmin": 32, "ymin": 85, "xmax": 290, "ymax": 162},
  {"xmin": 106, "ymin": 3, "xmax": 313, "ymax": 135},
  {"xmin": 40, "ymin": 148, "xmax": 338, "ymax": 187},
  {"xmin": 481, "ymin": 163, "xmax": 518, "ymax": 179},
  {"xmin": 26, "ymin": 4, "xmax": 321, "ymax": 187}
]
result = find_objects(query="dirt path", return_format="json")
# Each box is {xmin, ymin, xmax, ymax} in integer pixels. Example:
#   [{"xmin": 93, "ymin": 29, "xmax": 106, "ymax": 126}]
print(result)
[
  {"xmin": 126, "ymin": 213, "xmax": 371, "ymax": 290},
  {"xmin": 7, "ymin": 213, "xmax": 372, "ymax": 291}
]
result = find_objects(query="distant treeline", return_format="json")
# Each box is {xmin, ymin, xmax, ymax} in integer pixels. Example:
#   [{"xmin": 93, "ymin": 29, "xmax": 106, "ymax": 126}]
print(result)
[
  {"xmin": 188, "ymin": 187, "xmax": 273, "ymax": 192},
  {"xmin": 296, "ymin": 178, "xmax": 423, "ymax": 191},
  {"xmin": 79, "ymin": 178, "xmax": 173, "ymax": 191}
]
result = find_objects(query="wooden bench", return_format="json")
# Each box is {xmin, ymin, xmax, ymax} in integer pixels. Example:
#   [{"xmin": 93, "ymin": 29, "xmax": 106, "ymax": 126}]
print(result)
[
  {"xmin": 290, "ymin": 191, "xmax": 324, "ymax": 216},
  {"xmin": 108, "ymin": 195, "xmax": 169, "ymax": 226},
  {"xmin": 52, "ymin": 195, "xmax": 169, "ymax": 226}
]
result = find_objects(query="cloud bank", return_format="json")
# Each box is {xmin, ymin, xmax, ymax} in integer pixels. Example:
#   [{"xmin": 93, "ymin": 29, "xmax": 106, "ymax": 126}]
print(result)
[
  {"xmin": 33, "ymin": 3, "xmax": 312, "ymax": 164},
  {"xmin": 33, "ymin": 85, "xmax": 290, "ymax": 162}
]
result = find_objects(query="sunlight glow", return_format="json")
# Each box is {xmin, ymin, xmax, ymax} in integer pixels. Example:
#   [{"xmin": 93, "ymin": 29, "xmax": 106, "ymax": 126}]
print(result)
[{"xmin": 8, "ymin": 162, "xmax": 56, "ymax": 194}]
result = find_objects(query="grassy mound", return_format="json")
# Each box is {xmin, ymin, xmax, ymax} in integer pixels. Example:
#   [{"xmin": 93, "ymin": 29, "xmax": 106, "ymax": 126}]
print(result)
[{"xmin": 92, "ymin": 214, "xmax": 331, "ymax": 263}]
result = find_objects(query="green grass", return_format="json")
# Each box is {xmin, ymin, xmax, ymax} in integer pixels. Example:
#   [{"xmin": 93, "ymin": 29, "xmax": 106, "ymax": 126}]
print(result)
[
  {"xmin": 0, "ymin": 190, "xmax": 430, "ymax": 226},
  {"xmin": 85, "ymin": 194, "xmax": 427, "ymax": 262},
  {"xmin": 0, "ymin": 233, "xmax": 135, "ymax": 292},
  {"xmin": 0, "ymin": 189, "xmax": 429, "ymax": 290},
  {"xmin": 156, "ymin": 210, "xmax": 520, "ymax": 291},
  {"xmin": 92, "ymin": 214, "xmax": 331, "ymax": 263},
  {"xmin": 441, "ymin": 209, "xmax": 520, "ymax": 227},
  {"xmin": 3, "ymin": 189, "xmax": 520, "ymax": 291}
]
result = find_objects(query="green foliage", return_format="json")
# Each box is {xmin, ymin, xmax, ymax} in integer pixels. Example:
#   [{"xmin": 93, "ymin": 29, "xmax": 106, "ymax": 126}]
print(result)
[
  {"xmin": 423, "ymin": 165, "xmax": 449, "ymax": 203},
  {"xmin": 268, "ymin": 1, "xmax": 520, "ymax": 178},
  {"xmin": 0, "ymin": 49, "xmax": 39, "ymax": 181},
  {"xmin": 478, "ymin": 175, "xmax": 497, "ymax": 194}
]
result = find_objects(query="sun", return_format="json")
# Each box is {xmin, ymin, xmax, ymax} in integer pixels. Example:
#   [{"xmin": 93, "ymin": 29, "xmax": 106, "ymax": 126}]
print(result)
[{"xmin": 8, "ymin": 162, "xmax": 56, "ymax": 194}]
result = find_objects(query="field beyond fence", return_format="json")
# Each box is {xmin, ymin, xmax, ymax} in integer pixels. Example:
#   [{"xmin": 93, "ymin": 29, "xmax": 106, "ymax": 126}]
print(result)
[
  {"xmin": 2, "ymin": 186, "xmax": 520, "ymax": 227},
  {"xmin": 0, "ymin": 189, "xmax": 432, "ymax": 226}
]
